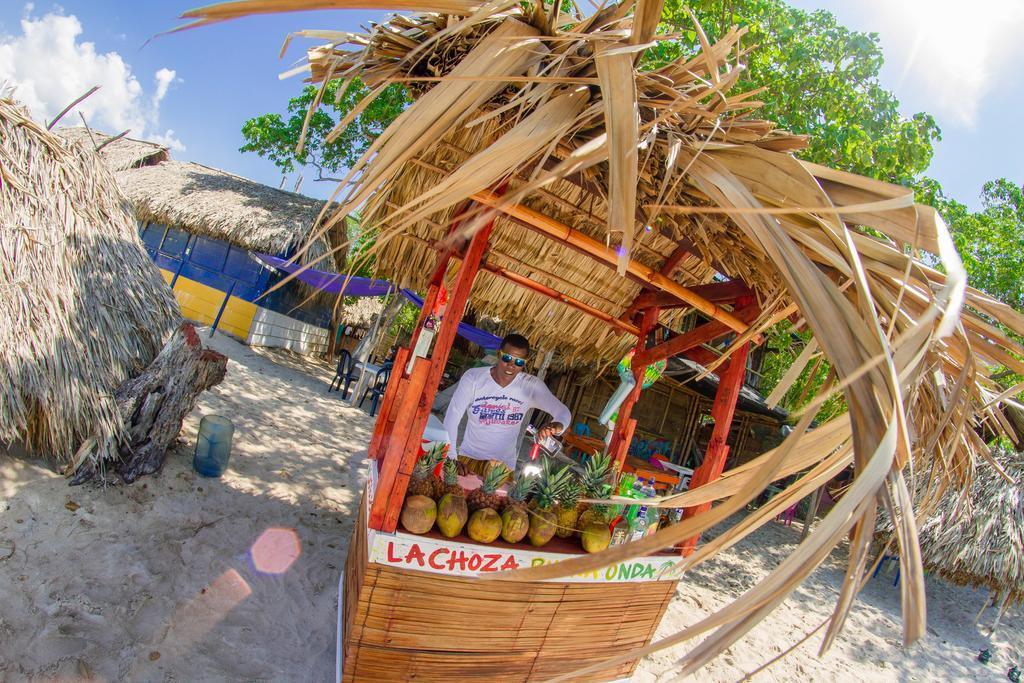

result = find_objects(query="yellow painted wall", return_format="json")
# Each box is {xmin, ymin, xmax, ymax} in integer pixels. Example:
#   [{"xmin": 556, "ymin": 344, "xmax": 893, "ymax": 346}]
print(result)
[{"xmin": 160, "ymin": 270, "xmax": 257, "ymax": 340}]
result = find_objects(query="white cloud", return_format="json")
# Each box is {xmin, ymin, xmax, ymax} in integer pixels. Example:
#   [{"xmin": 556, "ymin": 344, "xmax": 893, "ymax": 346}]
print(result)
[
  {"xmin": 0, "ymin": 9, "xmax": 184, "ymax": 149},
  {"xmin": 861, "ymin": 0, "xmax": 1024, "ymax": 126},
  {"xmin": 153, "ymin": 67, "xmax": 175, "ymax": 104}
]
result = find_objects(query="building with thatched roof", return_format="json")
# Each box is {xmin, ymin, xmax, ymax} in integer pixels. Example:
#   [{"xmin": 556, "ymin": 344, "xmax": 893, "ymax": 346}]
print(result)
[
  {"xmin": 0, "ymin": 99, "xmax": 179, "ymax": 466},
  {"xmin": 57, "ymin": 127, "xmax": 357, "ymax": 355}
]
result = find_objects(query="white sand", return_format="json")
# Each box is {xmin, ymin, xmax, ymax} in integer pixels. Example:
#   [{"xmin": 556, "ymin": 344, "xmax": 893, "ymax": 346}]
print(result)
[{"xmin": 1, "ymin": 331, "xmax": 1020, "ymax": 681}]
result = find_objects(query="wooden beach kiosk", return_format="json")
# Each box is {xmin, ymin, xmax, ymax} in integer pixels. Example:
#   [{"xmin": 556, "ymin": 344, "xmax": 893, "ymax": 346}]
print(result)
[{"xmin": 178, "ymin": 0, "xmax": 1024, "ymax": 679}]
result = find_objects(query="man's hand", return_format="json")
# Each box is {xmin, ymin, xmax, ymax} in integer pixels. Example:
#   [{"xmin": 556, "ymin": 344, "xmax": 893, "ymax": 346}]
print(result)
[
  {"xmin": 454, "ymin": 457, "xmax": 468, "ymax": 475},
  {"xmin": 536, "ymin": 422, "xmax": 564, "ymax": 441}
]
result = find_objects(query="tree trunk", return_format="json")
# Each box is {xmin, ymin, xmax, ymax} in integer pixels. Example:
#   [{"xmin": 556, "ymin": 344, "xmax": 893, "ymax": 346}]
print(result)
[{"xmin": 72, "ymin": 323, "xmax": 227, "ymax": 484}]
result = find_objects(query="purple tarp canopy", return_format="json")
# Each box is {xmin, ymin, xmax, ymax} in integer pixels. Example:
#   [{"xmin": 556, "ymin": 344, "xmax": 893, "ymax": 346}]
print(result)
[{"xmin": 256, "ymin": 254, "xmax": 501, "ymax": 350}]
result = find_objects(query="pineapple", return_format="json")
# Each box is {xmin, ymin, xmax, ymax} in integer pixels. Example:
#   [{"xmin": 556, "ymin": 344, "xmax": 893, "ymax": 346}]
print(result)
[
  {"xmin": 577, "ymin": 482, "xmax": 615, "ymax": 531},
  {"xmin": 554, "ymin": 477, "xmax": 582, "ymax": 538},
  {"xmin": 505, "ymin": 474, "xmax": 534, "ymax": 512},
  {"xmin": 528, "ymin": 458, "xmax": 573, "ymax": 547},
  {"xmin": 406, "ymin": 443, "xmax": 445, "ymax": 499},
  {"xmin": 466, "ymin": 463, "xmax": 510, "ymax": 512},
  {"xmin": 436, "ymin": 459, "xmax": 464, "ymax": 500},
  {"xmin": 576, "ymin": 451, "xmax": 613, "ymax": 531},
  {"xmin": 500, "ymin": 474, "xmax": 534, "ymax": 543}
]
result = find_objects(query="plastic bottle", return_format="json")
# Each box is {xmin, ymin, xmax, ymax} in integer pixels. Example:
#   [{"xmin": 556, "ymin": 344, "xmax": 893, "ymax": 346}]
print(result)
[
  {"xmin": 629, "ymin": 505, "xmax": 649, "ymax": 541},
  {"xmin": 620, "ymin": 473, "xmax": 642, "ymax": 522},
  {"xmin": 193, "ymin": 415, "xmax": 234, "ymax": 477},
  {"xmin": 644, "ymin": 504, "xmax": 660, "ymax": 537}
]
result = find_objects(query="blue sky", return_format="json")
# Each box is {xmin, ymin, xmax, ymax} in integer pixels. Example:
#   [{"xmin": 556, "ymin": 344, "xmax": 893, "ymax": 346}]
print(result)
[{"xmin": 1, "ymin": 1, "xmax": 1021, "ymax": 208}]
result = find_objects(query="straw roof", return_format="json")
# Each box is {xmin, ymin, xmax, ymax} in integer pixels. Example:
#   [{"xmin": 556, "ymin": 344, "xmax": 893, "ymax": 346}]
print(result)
[
  {"xmin": 1, "ymin": 100, "xmax": 180, "ymax": 467},
  {"xmin": 57, "ymin": 128, "xmax": 344, "ymax": 269},
  {"xmin": 56, "ymin": 127, "xmax": 169, "ymax": 170},
  {"xmin": 884, "ymin": 447, "xmax": 1024, "ymax": 603},
  {"xmin": 181, "ymin": 0, "xmax": 1024, "ymax": 676},
  {"xmin": 342, "ymin": 295, "xmax": 386, "ymax": 328}
]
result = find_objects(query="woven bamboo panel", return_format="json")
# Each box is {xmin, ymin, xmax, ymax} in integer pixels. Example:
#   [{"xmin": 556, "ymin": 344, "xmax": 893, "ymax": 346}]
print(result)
[{"xmin": 342, "ymin": 513, "xmax": 676, "ymax": 682}]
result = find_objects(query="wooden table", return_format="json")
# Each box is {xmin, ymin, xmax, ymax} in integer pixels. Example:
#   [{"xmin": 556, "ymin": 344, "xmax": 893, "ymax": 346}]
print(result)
[
  {"xmin": 622, "ymin": 455, "xmax": 681, "ymax": 492},
  {"xmin": 561, "ymin": 431, "xmax": 606, "ymax": 458}
]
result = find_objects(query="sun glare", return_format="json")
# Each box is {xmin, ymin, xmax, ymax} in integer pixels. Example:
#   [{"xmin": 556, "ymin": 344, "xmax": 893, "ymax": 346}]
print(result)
[{"xmin": 867, "ymin": 0, "xmax": 1024, "ymax": 125}]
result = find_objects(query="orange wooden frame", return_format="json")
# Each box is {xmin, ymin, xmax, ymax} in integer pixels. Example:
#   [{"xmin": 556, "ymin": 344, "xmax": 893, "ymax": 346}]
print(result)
[{"xmin": 368, "ymin": 199, "xmax": 758, "ymax": 544}]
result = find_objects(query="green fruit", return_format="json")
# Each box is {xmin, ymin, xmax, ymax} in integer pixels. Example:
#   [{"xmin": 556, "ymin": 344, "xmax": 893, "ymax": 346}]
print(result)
[
  {"xmin": 400, "ymin": 495, "xmax": 437, "ymax": 534},
  {"xmin": 580, "ymin": 522, "xmax": 611, "ymax": 553},
  {"xmin": 466, "ymin": 508, "xmax": 502, "ymax": 543},
  {"xmin": 436, "ymin": 493, "xmax": 468, "ymax": 538},
  {"xmin": 500, "ymin": 506, "xmax": 529, "ymax": 543},
  {"xmin": 528, "ymin": 508, "xmax": 557, "ymax": 547}
]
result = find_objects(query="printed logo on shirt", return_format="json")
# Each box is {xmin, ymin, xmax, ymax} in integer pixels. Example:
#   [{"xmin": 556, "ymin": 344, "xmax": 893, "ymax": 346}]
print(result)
[{"xmin": 470, "ymin": 394, "xmax": 524, "ymax": 426}]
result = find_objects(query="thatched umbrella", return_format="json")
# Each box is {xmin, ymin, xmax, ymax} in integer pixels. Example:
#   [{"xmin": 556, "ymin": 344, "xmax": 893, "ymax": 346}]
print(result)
[
  {"xmin": 0, "ymin": 98, "xmax": 181, "ymax": 469},
  {"xmin": 916, "ymin": 447, "xmax": 1024, "ymax": 606},
  {"xmin": 178, "ymin": 1, "xmax": 1024, "ymax": 676}
]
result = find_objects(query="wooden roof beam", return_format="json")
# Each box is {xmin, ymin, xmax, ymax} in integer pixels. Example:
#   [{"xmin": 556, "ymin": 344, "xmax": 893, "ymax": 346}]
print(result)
[
  {"xmin": 481, "ymin": 261, "xmax": 641, "ymax": 337},
  {"xmin": 472, "ymin": 189, "xmax": 752, "ymax": 336},
  {"xmin": 632, "ymin": 280, "xmax": 754, "ymax": 311},
  {"xmin": 634, "ymin": 302, "xmax": 760, "ymax": 368}
]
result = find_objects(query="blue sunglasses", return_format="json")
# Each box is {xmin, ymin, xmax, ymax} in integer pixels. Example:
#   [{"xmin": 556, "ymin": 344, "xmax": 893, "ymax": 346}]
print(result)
[{"xmin": 500, "ymin": 353, "xmax": 527, "ymax": 367}]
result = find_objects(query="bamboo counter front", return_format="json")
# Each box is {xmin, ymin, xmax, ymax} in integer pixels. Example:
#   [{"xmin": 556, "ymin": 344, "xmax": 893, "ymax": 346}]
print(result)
[{"xmin": 341, "ymin": 477, "xmax": 679, "ymax": 682}]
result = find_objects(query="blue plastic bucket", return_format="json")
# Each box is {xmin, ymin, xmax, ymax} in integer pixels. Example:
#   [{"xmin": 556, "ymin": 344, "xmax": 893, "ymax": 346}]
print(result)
[{"xmin": 193, "ymin": 415, "xmax": 234, "ymax": 477}]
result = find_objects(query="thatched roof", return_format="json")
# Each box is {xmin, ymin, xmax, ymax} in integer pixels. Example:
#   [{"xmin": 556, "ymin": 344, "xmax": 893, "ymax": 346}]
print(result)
[
  {"xmin": 342, "ymin": 295, "xmax": 386, "ymax": 328},
  {"xmin": 58, "ymin": 128, "xmax": 343, "ymax": 269},
  {"xmin": 56, "ymin": 127, "xmax": 169, "ymax": 170},
  {"xmin": 180, "ymin": 0, "xmax": 1024, "ymax": 675},
  {"xmin": 1, "ymin": 101, "xmax": 180, "ymax": 466},
  {"xmin": 891, "ymin": 447, "xmax": 1024, "ymax": 603}
]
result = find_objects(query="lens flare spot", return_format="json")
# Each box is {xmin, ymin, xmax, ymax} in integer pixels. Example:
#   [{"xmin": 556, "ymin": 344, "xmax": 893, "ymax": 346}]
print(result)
[{"xmin": 251, "ymin": 527, "xmax": 301, "ymax": 574}]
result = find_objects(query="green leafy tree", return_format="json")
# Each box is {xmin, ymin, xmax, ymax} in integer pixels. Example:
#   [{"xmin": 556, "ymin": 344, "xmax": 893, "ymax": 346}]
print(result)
[
  {"xmin": 649, "ymin": 1, "xmax": 942, "ymax": 419},
  {"xmin": 933, "ymin": 179, "xmax": 1024, "ymax": 311},
  {"xmin": 240, "ymin": 79, "xmax": 410, "ymax": 180},
  {"xmin": 652, "ymin": 0, "xmax": 941, "ymax": 185}
]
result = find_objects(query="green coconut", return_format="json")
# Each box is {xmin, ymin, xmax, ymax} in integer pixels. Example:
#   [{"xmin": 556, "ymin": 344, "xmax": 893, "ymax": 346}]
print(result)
[
  {"xmin": 436, "ymin": 492, "xmax": 469, "ymax": 538},
  {"xmin": 400, "ymin": 494, "xmax": 437, "ymax": 534},
  {"xmin": 580, "ymin": 522, "xmax": 611, "ymax": 553},
  {"xmin": 500, "ymin": 506, "xmax": 529, "ymax": 543},
  {"xmin": 466, "ymin": 508, "xmax": 502, "ymax": 544},
  {"xmin": 527, "ymin": 508, "xmax": 558, "ymax": 547}
]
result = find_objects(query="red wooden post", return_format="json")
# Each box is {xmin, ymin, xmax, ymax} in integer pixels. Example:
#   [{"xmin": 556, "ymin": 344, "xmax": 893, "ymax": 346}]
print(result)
[
  {"xmin": 368, "ymin": 201, "xmax": 499, "ymax": 533},
  {"xmin": 678, "ymin": 340, "xmax": 751, "ymax": 555},
  {"xmin": 368, "ymin": 347, "xmax": 410, "ymax": 460},
  {"xmin": 613, "ymin": 418, "xmax": 638, "ymax": 468},
  {"xmin": 404, "ymin": 256, "xmax": 453, "ymax": 366},
  {"xmin": 369, "ymin": 357, "xmax": 431, "ymax": 530},
  {"xmin": 608, "ymin": 307, "xmax": 659, "ymax": 468},
  {"xmin": 380, "ymin": 219, "xmax": 497, "ymax": 532},
  {"xmin": 404, "ymin": 203, "xmax": 471, "ymax": 361}
]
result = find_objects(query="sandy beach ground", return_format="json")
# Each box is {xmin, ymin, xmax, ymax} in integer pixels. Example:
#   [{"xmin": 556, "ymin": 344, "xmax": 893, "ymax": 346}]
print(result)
[{"xmin": 2, "ymin": 331, "xmax": 1020, "ymax": 681}]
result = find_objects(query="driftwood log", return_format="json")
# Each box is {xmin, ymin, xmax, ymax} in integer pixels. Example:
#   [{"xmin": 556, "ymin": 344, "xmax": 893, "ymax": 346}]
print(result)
[{"xmin": 72, "ymin": 323, "xmax": 227, "ymax": 484}]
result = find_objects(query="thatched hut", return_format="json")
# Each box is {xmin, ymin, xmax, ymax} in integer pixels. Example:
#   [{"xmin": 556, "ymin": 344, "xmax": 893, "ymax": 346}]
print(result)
[
  {"xmin": 58, "ymin": 128, "xmax": 351, "ymax": 354},
  {"xmin": 914, "ymin": 447, "xmax": 1024, "ymax": 604},
  {"xmin": 179, "ymin": 1, "xmax": 1024, "ymax": 678},
  {"xmin": 0, "ymin": 99, "xmax": 179, "ymax": 466}
]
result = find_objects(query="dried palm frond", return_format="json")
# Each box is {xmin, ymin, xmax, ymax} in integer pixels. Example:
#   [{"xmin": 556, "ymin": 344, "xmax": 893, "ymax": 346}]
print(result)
[
  {"xmin": 0, "ymin": 99, "xmax": 180, "ymax": 467},
  {"xmin": 179, "ymin": 0, "xmax": 1024, "ymax": 676}
]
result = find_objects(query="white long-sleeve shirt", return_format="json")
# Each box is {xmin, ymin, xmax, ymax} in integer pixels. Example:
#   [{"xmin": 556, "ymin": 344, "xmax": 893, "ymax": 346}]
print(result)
[{"xmin": 443, "ymin": 366, "xmax": 571, "ymax": 470}]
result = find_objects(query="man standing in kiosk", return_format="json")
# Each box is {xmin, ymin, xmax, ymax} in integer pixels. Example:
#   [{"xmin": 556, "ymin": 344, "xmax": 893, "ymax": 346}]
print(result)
[{"xmin": 444, "ymin": 333, "xmax": 571, "ymax": 475}]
